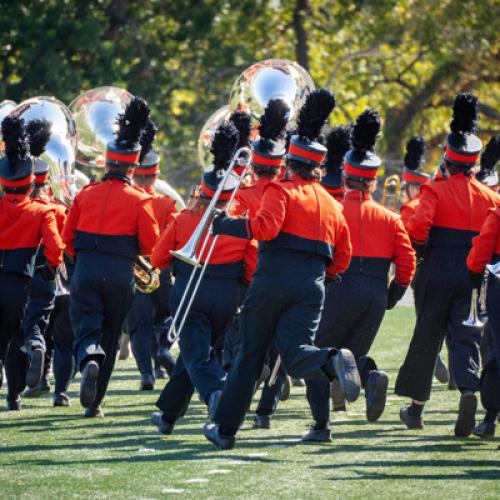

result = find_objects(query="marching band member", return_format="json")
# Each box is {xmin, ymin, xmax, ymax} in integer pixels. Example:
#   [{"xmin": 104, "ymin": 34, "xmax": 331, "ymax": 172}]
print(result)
[
  {"xmin": 467, "ymin": 208, "xmax": 500, "ymax": 438},
  {"xmin": 304, "ymin": 111, "xmax": 416, "ymax": 442},
  {"xmin": 396, "ymin": 93, "xmax": 500, "ymax": 436},
  {"xmin": 205, "ymin": 89, "xmax": 357, "ymax": 450},
  {"xmin": 400, "ymin": 138, "xmax": 450, "ymax": 385},
  {"xmin": 63, "ymin": 97, "xmax": 159, "ymax": 417},
  {"xmin": 126, "ymin": 118, "xmax": 178, "ymax": 390},
  {"xmin": 7, "ymin": 120, "xmax": 68, "ymax": 406},
  {"xmin": 0, "ymin": 117, "xmax": 64, "ymax": 410},
  {"xmin": 232, "ymin": 99, "xmax": 292, "ymax": 430},
  {"xmin": 149, "ymin": 122, "xmax": 257, "ymax": 435}
]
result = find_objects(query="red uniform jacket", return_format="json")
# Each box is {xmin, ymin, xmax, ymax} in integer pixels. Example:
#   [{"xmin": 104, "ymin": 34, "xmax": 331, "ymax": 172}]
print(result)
[
  {"xmin": 143, "ymin": 185, "xmax": 178, "ymax": 232},
  {"xmin": 342, "ymin": 191, "xmax": 415, "ymax": 286},
  {"xmin": 467, "ymin": 208, "xmax": 500, "ymax": 273},
  {"xmin": 400, "ymin": 196, "xmax": 420, "ymax": 229},
  {"xmin": 241, "ymin": 175, "xmax": 352, "ymax": 277},
  {"xmin": 407, "ymin": 173, "xmax": 500, "ymax": 248},
  {"xmin": 63, "ymin": 177, "xmax": 159, "ymax": 260},
  {"xmin": 233, "ymin": 177, "xmax": 271, "ymax": 217},
  {"xmin": 151, "ymin": 208, "xmax": 257, "ymax": 283},
  {"xmin": 0, "ymin": 193, "xmax": 64, "ymax": 276}
]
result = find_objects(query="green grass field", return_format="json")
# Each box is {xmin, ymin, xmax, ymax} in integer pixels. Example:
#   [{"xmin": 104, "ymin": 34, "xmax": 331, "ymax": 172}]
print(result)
[{"xmin": 1, "ymin": 307, "xmax": 498, "ymax": 499}]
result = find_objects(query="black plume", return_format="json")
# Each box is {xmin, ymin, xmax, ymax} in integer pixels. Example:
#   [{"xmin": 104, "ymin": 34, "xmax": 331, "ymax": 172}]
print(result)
[
  {"xmin": 230, "ymin": 110, "xmax": 251, "ymax": 149},
  {"xmin": 404, "ymin": 136, "xmax": 426, "ymax": 171},
  {"xmin": 26, "ymin": 119, "xmax": 52, "ymax": 157},
  {"xmin": 259, "ymin": 99, "xmax": 289, "ymax": 143},
  {"xmin": 324, "ymin": 126, "xmax": 351, "ymax": 173},
  {"xmin": 116, "ymin": 97, "xmax": 151, "ymax": 149},
  {"xmin": 297, "ymin": 89, "xmax": 336, "ymax": 141},
  {"xmin": 479, "ymin": 135, "xmax": 500, "ymax": 174},
  {"xmin": 210, "ymin": 121, "xmax": 239, "ymax": 171},
  {"xmin": 1, "ymin": 116, "xmax": 30, "ymax": 167},
  {"xmin": 139, "ymin": 118, "xmax": 158, "ymax": 162},
  {"xmin": 351, "ymin": 109, "xmax": 381, "ymax": 154},
  {"xmin": 450, "ymin": 92, "xmax": 479, "ymax": 134}
]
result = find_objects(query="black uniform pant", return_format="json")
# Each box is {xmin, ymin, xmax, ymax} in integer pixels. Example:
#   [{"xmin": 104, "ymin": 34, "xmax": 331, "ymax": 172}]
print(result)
[
  {"xmin": 49, "ymin": 294, "xmax": 75, "ymax": 394},
  {"xmin": 479, "ymin": 277, "xmax": 500, "ymax": 410},
  {"xmin": 70, "ymin": 251, "xmax": 134, "ymax": 406},
  {"xmin": 306, "ymin": 274, "xmax": 387, "ymax": 424},
  {"xmin": 126, "ymin": 270, "xmax": 172, "ymax": 376},
  {"xmin": 21, "ymin": 270, "xmax": 56, "ymax": 353},
  {"xmin": 255, "ymin": 342, "xmax": 287, "ymax": 417},
  {"xmin": 215, "ymin": 250, "xmax": 333, "ymax": 437},
  {"xmin": 156, "ymin": 268, "xmax": 239, "ymax": 424},
  {"xmin": 396, "ymin": 246, "xmax": 480, "ymax": 401}
]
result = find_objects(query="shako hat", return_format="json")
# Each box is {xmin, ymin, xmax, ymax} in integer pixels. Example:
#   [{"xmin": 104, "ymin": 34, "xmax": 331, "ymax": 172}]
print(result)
[
  {"xmin": 402, "ymin": 136, "xmax": 429, "ymax": 185},
  {"xmin": 444, "ymin": 92, "xmax": 481, "ymax": 167},
  {"xmin": 0, "ymin": 116, "xmax": 33, "ymax": 189},
  {"xmin": 321, "ymin": 125, "xmax": 350, "ymax": 197},
  {"xmin": 288, "ymin": 89, "xmax": 335, "ymax": 168},
  {"xmin": 200, "ymin": 121, "xmax": 239, "ymax": 201},
  {"xmin": 229, "ymin": 110, "xmax": 252, "ymax": 176},
  {"xmin": 344, "ymin": 109, "xmax": 381, "ymax": 179},
  {"xmin": 105, "ymin": 97, "xmax": 150, "ymax": 168},
  {"xmin": 26, "ymin": 119, "xmax": 52, "ymax": 185},
  {"xmin": 135, "ymin": 118, "xmax": 160, "ymax": 175}
]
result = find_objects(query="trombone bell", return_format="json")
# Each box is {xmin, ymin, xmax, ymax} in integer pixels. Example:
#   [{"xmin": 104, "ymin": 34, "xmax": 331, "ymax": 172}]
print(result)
[
  {"xmin": 170, "ymin": 247, "xmax": 201, "ymax": 267},
  {"xmin": 462, "ymin": 289, "xmax": 484, "ymax": 328}
]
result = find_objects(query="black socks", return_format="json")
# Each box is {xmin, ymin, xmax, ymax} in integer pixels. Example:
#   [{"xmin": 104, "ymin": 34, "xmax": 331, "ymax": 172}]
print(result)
[{"xmin": 408, "ymin": 402, "xmax": 424, "ymax": 417}]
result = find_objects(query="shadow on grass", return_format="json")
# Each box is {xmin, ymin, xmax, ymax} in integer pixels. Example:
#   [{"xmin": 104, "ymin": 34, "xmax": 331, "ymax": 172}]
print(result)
[{"xmin": 323, "ymin": 469, "xmax": 500, "ymax": 481}]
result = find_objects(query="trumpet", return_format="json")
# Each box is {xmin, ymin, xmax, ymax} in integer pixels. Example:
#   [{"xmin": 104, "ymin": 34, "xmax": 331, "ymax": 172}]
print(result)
[
  {"xmin": 134, "ymin": 256, "xmax": 160, "ymax": 294},
  {"xmin": 381, "ymin": 174, "xmax": 401, "ymax": 211},
  {"xmin": 167, "ymin": 146, "xmax": 252, "ymax": 344}
]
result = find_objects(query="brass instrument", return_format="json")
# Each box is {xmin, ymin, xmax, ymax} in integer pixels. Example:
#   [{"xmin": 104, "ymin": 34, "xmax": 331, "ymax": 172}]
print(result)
[
  {"xmin": 11, "ymin": 96, "xmax": 77, "ymax": 206},
  {"xmin": 0, "ymin": 100, "xmax": 16, "ymax": 125},
  {"xmin": 463, "ymin": 289, "xmax": 484, "ymax": 328},
  {"xmin": 167, "ymin": 146, "xmax": 252, "ymax": 344},
  {"xmin": 381, "ymin": 174, "xmax": 401, "ymax": 211},
  {"xmin": 134, "ymin": 256, "xmax": 160, "ymax": 294}
]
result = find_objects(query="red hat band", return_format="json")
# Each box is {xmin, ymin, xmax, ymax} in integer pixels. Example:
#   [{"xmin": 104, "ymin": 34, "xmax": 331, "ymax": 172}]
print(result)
[
  {"xmin": 445, "ymin": 147, "xmax": 479, "ymax": 164},
  {"xmin": 252, "ymin": 152, "xmax": 283, "ymax": 169},
  {"xmin": 34, "ymin": 172, "xmax": 49, "ymax": 185},
  {"xmin": 402, "ymin": 171, "xmax": 430, "ymax": 184},
  {"xmin": 135, "ymin": 164, "xmax": 160, "ymax": 175},
  {"xmin": 288, "ymin": 143, "xmax": 325, "ymax": 165},
  {"xmin": 344, "ymin": 162, "xmax": 378, "ymax": 179},
  {"xmin": 0, "ymin": 173, "xmax": 35, "ymax": 188},
  {"xmin": 200, "ymin": 179, "xmax": 232, "ymax": 201},
  {"xmin": 106, "ymin": 149, "xmax": 141, "ymax": 165}
]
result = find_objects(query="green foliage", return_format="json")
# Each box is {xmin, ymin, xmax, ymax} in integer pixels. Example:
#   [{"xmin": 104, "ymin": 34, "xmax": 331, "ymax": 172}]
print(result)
[{"xmin": 0, "ymin": 0, "xmax": 498, "ymax": 189}]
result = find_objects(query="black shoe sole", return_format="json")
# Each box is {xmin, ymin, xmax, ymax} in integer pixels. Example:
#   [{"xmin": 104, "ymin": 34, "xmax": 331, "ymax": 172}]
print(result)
[
  {"xmin": 203, "ymin": 426, "xmax": 234, "ymax": 450},
  {"xmin": 366, "ymin": 372, "xmax": 389, "ymax": 423},
  {"xmin": 399, "ymin": 407, "xmax": 423, "ymax": 430},
  {"xmin": 455, "ymin": 393, "xmax": 477, "ymax": 437},
  {"xmin": 26, "ymin": 350, "xmax": 44, "ymax": 389},
  {"xmin": 279, "ymin": 377, "xmax": 291, "ymax": 402},
  {"xmin": 53, "ymin": 398, "xmax": 70, "ymax": 407},
  {"xmin": 333, "ymin": 349, "xmax": 361, "ymax": 403},
  {"xmin": 140, "ymin": 384, "xmax": 154, "ymax": 391},
  {"xmin": 80, "ymin": 362, "xmax": 99, "ymax": 408}
]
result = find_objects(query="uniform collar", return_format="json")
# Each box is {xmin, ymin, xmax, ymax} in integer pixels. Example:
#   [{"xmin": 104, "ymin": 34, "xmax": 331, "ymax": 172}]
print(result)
[
  {"xmin": 3, "ymin": 192, "xmax": 31, "ymax": 204},
  {"xmin": 102, "ymin": 172, "xmax": 132, "ymax": 185},
  {"xmin": 344, "ymin": 190, "xmax": 371, "ymax": 201}
]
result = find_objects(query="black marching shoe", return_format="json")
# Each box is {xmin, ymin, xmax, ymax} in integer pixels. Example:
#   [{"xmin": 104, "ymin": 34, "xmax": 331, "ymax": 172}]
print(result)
[
  {"xmin": 53, "ymin": 392, "xmax": 71, "ymax": 407},
  {"xmin": 331, "ymin": 379, "xmax": 347, "ymax": 412},
  {"xmin": 279, "ymin": 376, "xmax": 291, "ymax": 402},
  {"xmin": 454, "ymin": 392, "xmax": 477, "ymax": 437},
  {"xmin": 399, "ymin": 406, "xmax": 424, "ymax": 430},
  {"xmin": 7, "ymin": 398, "xmax": 22, "ymax": 411},
  {"xmin": 80, "ymin": 360, "xmax": 99, "ymax": 408},
  {"xmin": 155, "ymin": 366, "xmax": 168, "ymax": 380},
  {"xmin": 208, "ymin": 390, "xmax": 223, "ymax": 421},
  {"xmin": 254, "ymin": 415, "xmax": 271, "ymax": 429},
  {"xmin": 140, "ymin": 373, "xmax": 155, "ymax": 391},
  {"xmin": 328, "ymin": 349, "xmax": 361, "ymax": 402},
  {"xmin": 84, "ymin": 405, "xmax": 104, "ymax": 418},
  {"xmin": 23, "ymin": 378, "xmax": 51, "ymax": 398},
  {"xmin": 151, "ymin": 411, "xmax": 175, "ymax": 435},
  {"xmin": 472, "ymin": 420, "xmax": 496, "ymax": 439},
  {"xmin": 301, "ymin": 425, "xmax": 332, "ymax": 443},
  {"xmin": 434, "ymin": 354, "xmax": 449, "ymax": 384},
  {"xmin": 365, "ymin": 370, "xmax": 389, "ymax": 422},
  {"xmin": 203, "ymin": 423, "xmax": 235, "ymax": 450},
  {"xmin": 292, "ymin": 378, "xmax": 306, "ymax": 387},
  {"xmin": 157, "ymin": 348, "xmax": 176, "ymax": 376},
  {"xmin": 26, "ymin": 348, "xmax": 45, "ymax": 389}
]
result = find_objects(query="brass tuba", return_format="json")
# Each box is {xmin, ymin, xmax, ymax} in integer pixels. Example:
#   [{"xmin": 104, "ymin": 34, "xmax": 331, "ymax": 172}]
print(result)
[{"xmin": 381, "ymin": 174, "xmax": 401, "ymax": 211}]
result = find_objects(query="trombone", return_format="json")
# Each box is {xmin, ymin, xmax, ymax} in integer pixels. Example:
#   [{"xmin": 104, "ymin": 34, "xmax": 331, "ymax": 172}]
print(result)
[
  {"xmin": 166, "ymin": 147, "xmax": 252, "ymax": 344},
  {"xmin": 463, "ymin": 288, "xmax": 484, "ymax": 328}
]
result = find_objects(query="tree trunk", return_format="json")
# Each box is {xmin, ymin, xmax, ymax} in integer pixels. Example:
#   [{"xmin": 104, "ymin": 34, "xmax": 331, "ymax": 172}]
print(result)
[{"xmin": 293, "ymin": 0, "xmax": 310, "ymax": 71}]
